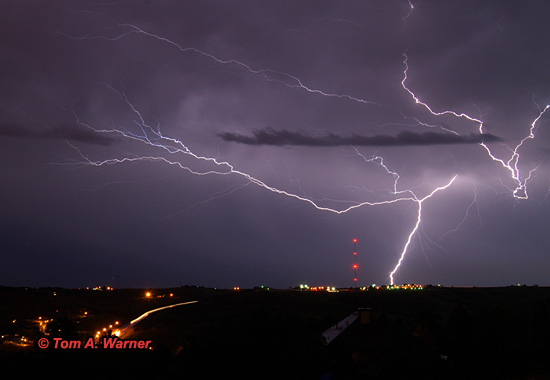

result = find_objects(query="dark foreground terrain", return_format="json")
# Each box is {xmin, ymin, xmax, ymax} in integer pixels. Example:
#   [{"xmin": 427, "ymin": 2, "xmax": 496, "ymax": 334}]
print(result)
[{"xmin": 2, "ymin": 285, "xmax": 550, "ymax": 379}]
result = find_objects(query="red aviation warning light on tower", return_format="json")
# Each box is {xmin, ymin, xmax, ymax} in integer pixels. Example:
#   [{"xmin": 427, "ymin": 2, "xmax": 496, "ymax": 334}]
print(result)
[{"xmin": 353, "ymin": 239, "xmax": 358, "ymax": 288}]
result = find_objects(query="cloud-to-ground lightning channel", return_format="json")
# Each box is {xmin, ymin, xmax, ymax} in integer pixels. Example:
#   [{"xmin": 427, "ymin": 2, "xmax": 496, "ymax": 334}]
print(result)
[
  {"xmin": 60, "ymin": 9, "xmax": 458, "ymax": 285},
  {"xmin": 68, "ymin": 83, "xmax": 457, "ymax": 285},
  {"xmin": 60, "ymin": 1, "xmax": 549, "ymax": 285},
  {"xmin": 388, "ymin": 175, "xmax": 457, "ymax": 285},
  {"xmin": 352, "ymin": 148, "xmax": 458, "ymax": 284}
]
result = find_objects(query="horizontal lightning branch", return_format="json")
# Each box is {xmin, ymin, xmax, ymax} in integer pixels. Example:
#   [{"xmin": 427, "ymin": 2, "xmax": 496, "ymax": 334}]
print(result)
[
  {"xmin": 70, "ymin": 87, "xmax": 426, "ymax": 216},
  {"xmin": 60, "ymin": 1, "xmax": 548, "ymax": 286},
  {"xmin": 67, "ymin": 82, "xmax": 458, "ymax": 285},
  {"xmin": 58, "ymin": 23, "xmax": 382, "ymax": 106}
]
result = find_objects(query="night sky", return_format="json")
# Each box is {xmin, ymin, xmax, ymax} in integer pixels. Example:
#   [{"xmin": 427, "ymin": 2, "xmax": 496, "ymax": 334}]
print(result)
[{"xmin": 2, "ymin": 0, "xmax": 550, "ymax": 289}]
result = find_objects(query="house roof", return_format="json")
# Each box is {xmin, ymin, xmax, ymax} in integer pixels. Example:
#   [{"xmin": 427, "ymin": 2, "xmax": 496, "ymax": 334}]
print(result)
[{"xmin": 321, "ymin": 310, "xmax": 359, "ymax": 345}]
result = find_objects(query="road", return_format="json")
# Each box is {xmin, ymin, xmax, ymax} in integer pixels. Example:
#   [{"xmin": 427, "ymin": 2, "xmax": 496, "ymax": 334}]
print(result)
[{"xmin": 117, "ymin": 300, "xmax": 198, "ymax": 337}]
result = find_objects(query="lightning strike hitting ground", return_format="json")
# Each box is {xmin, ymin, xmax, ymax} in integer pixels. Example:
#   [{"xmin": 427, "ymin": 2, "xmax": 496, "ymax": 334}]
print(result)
[
  {"xmin": 389, "ymin": 175, "xmax": 457, "ymax": 285},
  {"xmin": 68, "ymin": 82, "xmax": 459, "ymax": 285},
  {"xmin": 58, "ymin": 1, "xmax": 548, "ymax": 286}
]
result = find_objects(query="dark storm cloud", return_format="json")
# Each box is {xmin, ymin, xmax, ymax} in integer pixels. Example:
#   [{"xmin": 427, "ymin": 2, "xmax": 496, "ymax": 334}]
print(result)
[
  {"xmin": 218, "ymin": 128, "xmax": 500, "ymax": 147},
  {"xmin": 2, "ymin": 0, "xmax": 550, "ymax": 290},
  {"xmin": 0, "ymin": 124, "xmax": 116, "ymax": 145}
]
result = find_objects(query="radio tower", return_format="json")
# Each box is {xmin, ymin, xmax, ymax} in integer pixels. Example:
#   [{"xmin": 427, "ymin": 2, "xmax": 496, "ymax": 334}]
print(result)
[{"xmin": 352, "ymin": 238, "xmax": 358, "ymax": 288}]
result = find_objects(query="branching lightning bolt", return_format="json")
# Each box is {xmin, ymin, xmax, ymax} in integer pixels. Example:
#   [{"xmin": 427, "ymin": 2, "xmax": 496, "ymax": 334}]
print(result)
[
  {"xmin": 437, "ymin": 186, "xmax": 482, "ymax": 242},
  {"xmin": 388, "ymin": 175, "xmax": 457, "ymax": 285},
  {"xmin": 401, "ymin": 52, "xmax": 550, "ymax": 200},
  {"xmin": 57, "ymin": 23, "xmax": 383, "ymax": 107},
  {"xmin": 58, "ymin": 1, "xmax": 548, "ymax": 286},
  {"xmin": 71, "ymin": 86, "xmax": 420, "ymax": 217},
  {"xmin": 68, "ymin": 83, "xmax": 456, "ymax": 285},
  {"xmin": 353, "ymin": 147, "xmax": 457, "ymax": 284}
]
